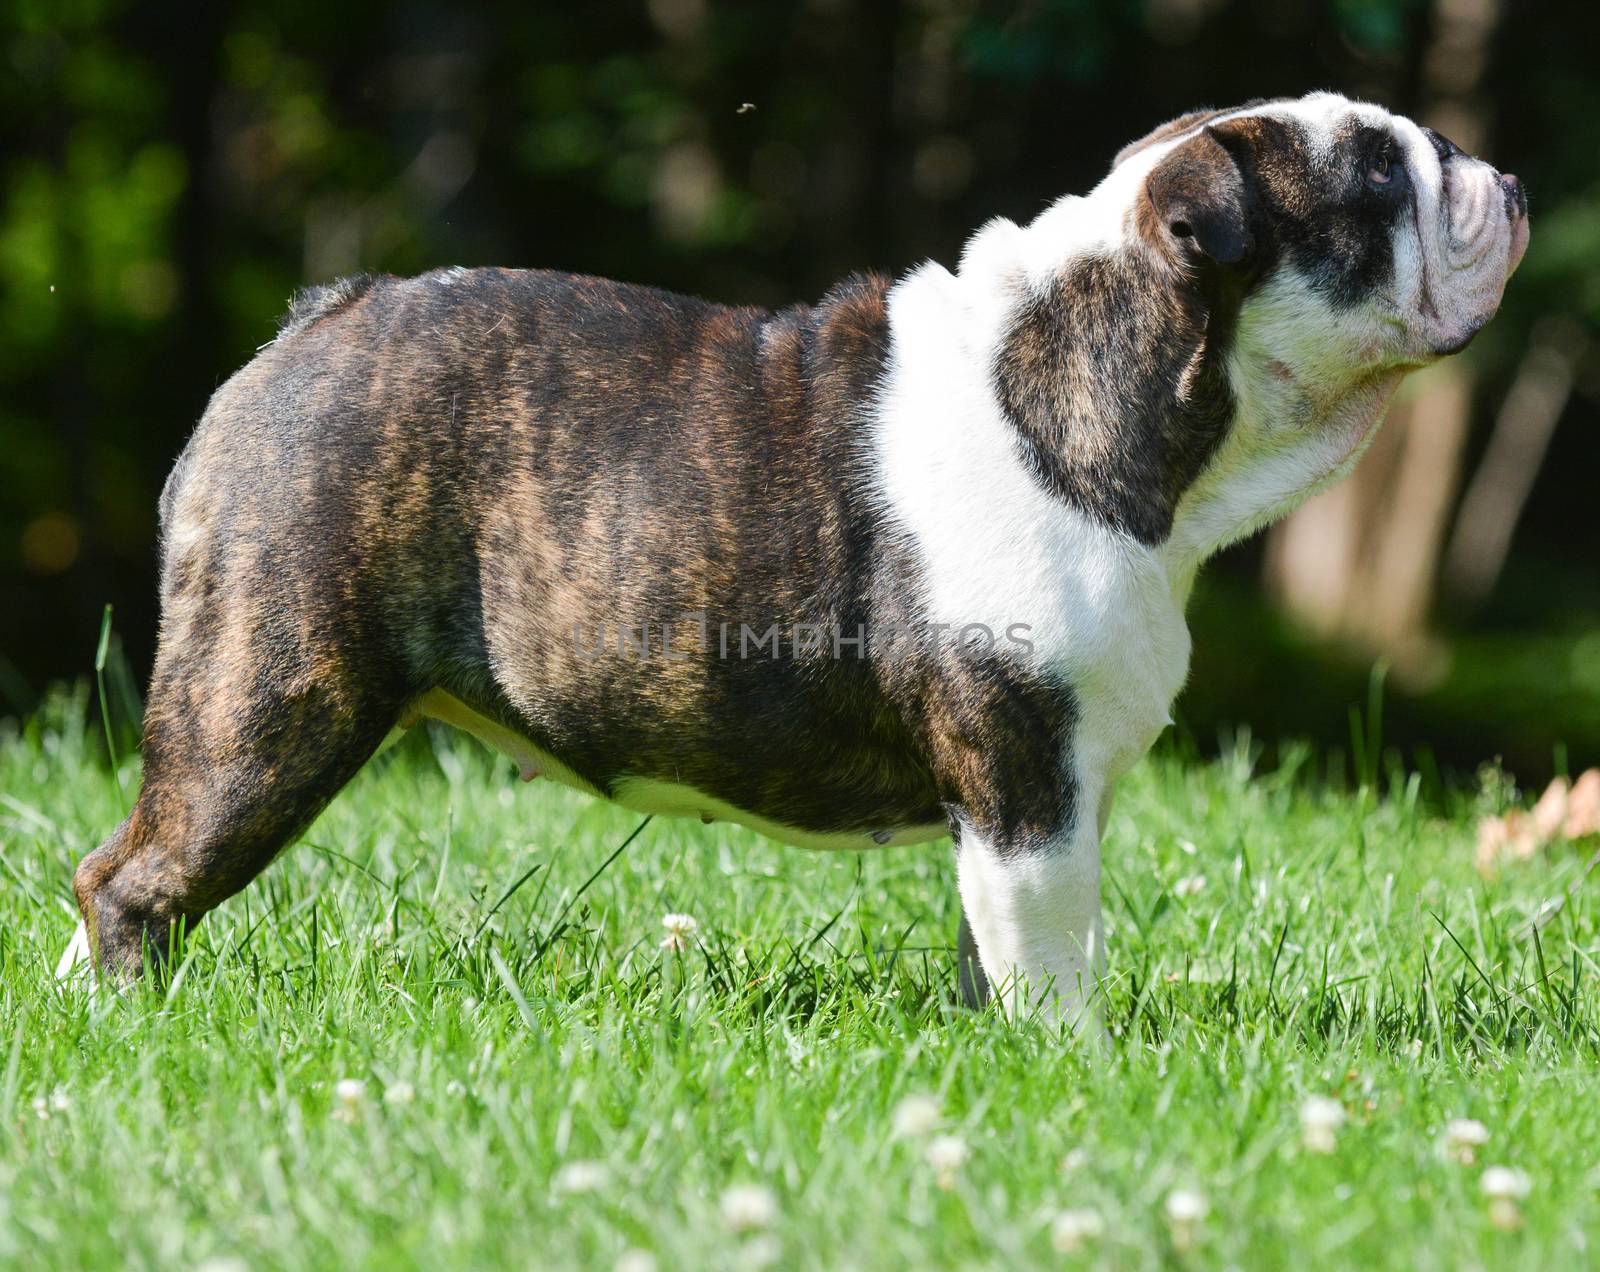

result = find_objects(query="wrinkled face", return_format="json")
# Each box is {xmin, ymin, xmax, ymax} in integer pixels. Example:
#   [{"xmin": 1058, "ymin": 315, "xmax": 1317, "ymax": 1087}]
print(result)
[
  {"xmin": 1360, "ymin": 112, "xmax": 1528, "ymax": 357},
  {"xmin": 1253, "ymin": 96, "xmax": 1523, "ymax": 361},
  {"xmin": 1120, "ymin": 92, "xmax": 1529, "ymax": 371}
]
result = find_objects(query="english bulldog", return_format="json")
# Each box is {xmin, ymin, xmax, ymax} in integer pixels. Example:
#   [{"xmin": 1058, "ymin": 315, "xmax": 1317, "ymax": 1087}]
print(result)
[{"xmin": 64, "ymin": 92, "xmax": 1527, "ymax": 1032}]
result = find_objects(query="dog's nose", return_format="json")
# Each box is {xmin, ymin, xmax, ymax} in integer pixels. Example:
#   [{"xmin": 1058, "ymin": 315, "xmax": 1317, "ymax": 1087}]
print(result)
[{"xmin": 1500, "ymin": 172, "xmax": 1527, "ymax": 216}]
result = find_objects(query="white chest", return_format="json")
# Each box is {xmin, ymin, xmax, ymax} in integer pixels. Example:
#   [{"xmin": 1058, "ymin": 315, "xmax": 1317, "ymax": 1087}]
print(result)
[{"xmin": 869, "ymin": 264, "xmax": 1192, "ymax": 786}]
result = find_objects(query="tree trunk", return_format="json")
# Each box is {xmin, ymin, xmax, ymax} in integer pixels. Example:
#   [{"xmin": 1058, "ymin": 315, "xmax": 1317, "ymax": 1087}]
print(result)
[{"xmin": 1443, "ymin": 318, "xmax": 1589, "ymax": 606}]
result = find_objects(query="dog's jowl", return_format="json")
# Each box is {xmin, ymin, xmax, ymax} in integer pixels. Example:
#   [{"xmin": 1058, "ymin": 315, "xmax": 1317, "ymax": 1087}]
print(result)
[{"xmin": 66, "ymin": 93, "xmax": 1527, "ymax": 1031}]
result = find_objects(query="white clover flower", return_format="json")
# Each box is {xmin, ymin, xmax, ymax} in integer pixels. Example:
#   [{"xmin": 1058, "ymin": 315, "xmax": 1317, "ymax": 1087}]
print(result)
[
  {"xmin": 1164, "ymin": 1188, "xmax": 1208, "ymax": 1223},
  {"xmin": 553, "ymin": 1160, "xmax": 611, "ymax": 1194},
  {"xmin": 926, "ymin": 1135, "xmax": 970, "ymax": 1188},
  {"xmin": 331, "ymin": 1077, "xmax": 367, "ymax": 1121},
  {"xmin": 661, "ymin": 912, "xmax": 700, "ymax": 953},
  {"xmin": 1443, "ymin": 1117, "xmax": 1490, "ymax": 1164},
  {"xmin": 383, "ymin": 1081, "xmax": 416, "ymax": 1106},
  {"xmin": 1480, "ymin": 1166, "xmax": 1531, "ymax": 1200},
  {"xmin": 31, "ymin": 1096, "xmax": 48, "ymax": 1120},
  {"xmin": 1299, "ymin": 1095, "xmax": 1346, "ymax": 1153},
  {"xmin": 1173, "ymin": 874, "xmax": 1207, "ymax": 898},
  {"xmin": 615, "ymin": 1249, "xmax": 658, "ymax": 1272},
  {"xmin": 445, "ymin": 1079, "xmax": 467, "ymax": 1098},
  {"xmin": 1163, "ymin": 1188, "xmax": 1208, "ymax": 1252},
  {"xmin": 720, "ymin": 1183, "xmax": 779, "ymax": 1233},
  {"xmin": 1050, "ymin": 1208, "xmax": 1106, "ymax": 1254},
  {"xmin": 891, "ymin": 1092, "xmax": 942, "ymax": 1139},
  {"xmin": 1481, "ymin": 1165, "xmax": 1531, "ymax": 1231}
]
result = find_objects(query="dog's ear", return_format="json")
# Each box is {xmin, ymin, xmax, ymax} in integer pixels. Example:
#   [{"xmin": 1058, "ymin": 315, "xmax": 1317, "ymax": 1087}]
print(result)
[
  {"xmin": 1113, "ymin": 107, "xmax": 1229, "ymax": 169},
  {"xmin": 1141, "ymin": 125, "xmax": 1253, "ymax": 268}
]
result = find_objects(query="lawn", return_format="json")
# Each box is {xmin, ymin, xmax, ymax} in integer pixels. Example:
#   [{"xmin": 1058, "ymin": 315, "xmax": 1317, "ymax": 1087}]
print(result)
[{"xmin": 3, "ymin": 688, "xmax": 1598, "ymax": 1270}]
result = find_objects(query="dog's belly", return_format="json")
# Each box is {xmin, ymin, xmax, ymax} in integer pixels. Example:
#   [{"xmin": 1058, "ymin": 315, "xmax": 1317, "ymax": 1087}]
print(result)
[
  {"xmin": 406, "ymin": 690, "xmax": 948, "ymax": 851},
  {"xmin": 609, "ymin": 777, "xmax": 948, "ymax": 850},
  {"xmin": 402, "ymin": 688, "xmax": 603, "ymax": 794}
]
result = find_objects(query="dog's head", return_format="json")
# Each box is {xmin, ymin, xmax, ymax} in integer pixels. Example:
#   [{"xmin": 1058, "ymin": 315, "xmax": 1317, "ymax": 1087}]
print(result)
[
  {"xmin": 973, "ymin": 92, "xmax": 1528, "ymax": 558},
  {"xmin": 1120, "ymin": 92, "xmax": 1527, "ymax": 366}
]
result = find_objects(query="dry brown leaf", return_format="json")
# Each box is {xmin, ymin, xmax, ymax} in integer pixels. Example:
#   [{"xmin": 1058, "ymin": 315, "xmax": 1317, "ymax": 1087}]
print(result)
[
  {"xmin": 1506, "ymin": 809, "xmax": 1542, "ymax": 860},
  {"xmin": 1533, "ymin": 777, "xmax": 1570, "ymax": 841},
  {"xmin": 1475, "ymin": 814, "xmax": 1508, "ymax": 876},
  {"xmin": 1475, "ymin": 769, "xmax": 1600, "ymax": 875},
  {"xmin": 1566, "ymin": 769, "xmax": 1600, "ymax": 840}
]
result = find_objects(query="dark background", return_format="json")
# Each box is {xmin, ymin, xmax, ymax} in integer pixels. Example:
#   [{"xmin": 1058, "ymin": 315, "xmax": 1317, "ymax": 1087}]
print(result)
[{"xmin": 3, "ymin": 0, "xmax": 1597, "ymax": 781}]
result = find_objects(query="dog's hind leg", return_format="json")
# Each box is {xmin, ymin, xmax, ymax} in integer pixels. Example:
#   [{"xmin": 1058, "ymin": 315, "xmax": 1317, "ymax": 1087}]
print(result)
[
  {"xmin": 71, "ymin": 644, "xmax": 404, "ymax": 980},
  {"xmin": 69, "ymin": 565, "xmax": 410, "ymax": 980}
]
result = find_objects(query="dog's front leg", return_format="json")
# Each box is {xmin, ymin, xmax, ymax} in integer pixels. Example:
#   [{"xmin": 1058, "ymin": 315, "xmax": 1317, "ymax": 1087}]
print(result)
[{"xmin": 954, "ymin": 787, "xmax": 1108, "ymax": 1036}]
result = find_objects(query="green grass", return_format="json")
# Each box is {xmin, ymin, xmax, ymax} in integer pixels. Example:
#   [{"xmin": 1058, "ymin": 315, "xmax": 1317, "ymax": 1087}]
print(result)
[{"xmin": 3, "ymin": 688, "xmax": 1599, "ymax": 1270}]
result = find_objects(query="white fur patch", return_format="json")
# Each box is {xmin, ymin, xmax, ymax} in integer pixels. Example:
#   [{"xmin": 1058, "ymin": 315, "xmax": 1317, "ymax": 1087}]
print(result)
[
  {"xmin": 870, "ymin": 257, "xmax": 1191, "ymax": 789},
  {"xmin": 55, "ymin": 919, "xmax": 94, "ymax": 986},
  {"xmin": 956, "ymin": 816, "xmax": 1105, "ymax": 1035}
]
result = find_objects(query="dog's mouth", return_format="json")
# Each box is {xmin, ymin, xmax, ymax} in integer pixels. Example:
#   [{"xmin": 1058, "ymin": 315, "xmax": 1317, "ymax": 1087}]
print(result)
[
  {"xmin": 1444, "ymin": 162, "xmax": 1526, "ymax": 271},
  {"xmin": 1429, "ymin": 321, "xmax": 1486, "ymax": 357},
  {"xmin": 1421, "ymin": 160, "xmax": 1528, "ymax": 356}
]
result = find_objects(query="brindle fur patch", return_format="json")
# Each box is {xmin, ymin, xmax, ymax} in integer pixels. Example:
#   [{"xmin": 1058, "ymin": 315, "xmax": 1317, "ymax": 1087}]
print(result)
[
  {"xmin": 276, "ymin": 273, "xmax": 380, "ymax": 336},
  {"xmin": 1114, "ymin": 105, "xmax": 1228, "ymax": 167},
  {"xmin": 993, "ymin": 242, "xmax": 1239, "ymax": 545},
  {"xmin": 1212, "ymin": 113, "xmax": 1406, "ymax": 307}
]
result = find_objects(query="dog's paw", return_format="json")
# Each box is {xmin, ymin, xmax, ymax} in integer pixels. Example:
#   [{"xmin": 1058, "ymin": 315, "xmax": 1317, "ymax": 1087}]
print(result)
[{"xmin": 54, "ymin": 920, "xmax": 96, "ymax": 989}]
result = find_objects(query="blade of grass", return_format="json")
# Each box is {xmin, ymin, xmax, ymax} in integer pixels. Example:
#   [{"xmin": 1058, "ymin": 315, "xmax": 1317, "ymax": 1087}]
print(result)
[
  {"xmin": 95, "ymin": 604, "xmax": 127, "ymax": 807},
  {"xmin": 533, "ymin": 816, "xmax": 653, "ymax": 959}
]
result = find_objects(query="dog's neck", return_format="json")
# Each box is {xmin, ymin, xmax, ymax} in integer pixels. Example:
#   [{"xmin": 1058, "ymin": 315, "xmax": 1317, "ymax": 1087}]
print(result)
[
  {"xmin": 1162, "ymin": 270, "xmax": 1406, "ymax": 575},
  {"xmin": 873, "ymin": 192, "xmax": 1406, "ymax": 667},
  {"xmin": 873, "ymin": 235, "xmax": 1190, "ymax": 692}
]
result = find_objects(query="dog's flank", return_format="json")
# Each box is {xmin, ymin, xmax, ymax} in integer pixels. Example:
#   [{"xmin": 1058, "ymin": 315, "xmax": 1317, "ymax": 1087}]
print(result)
[{"xmin": 67, "ymin": 95, "xmax": 1526, "ymax": 1032}]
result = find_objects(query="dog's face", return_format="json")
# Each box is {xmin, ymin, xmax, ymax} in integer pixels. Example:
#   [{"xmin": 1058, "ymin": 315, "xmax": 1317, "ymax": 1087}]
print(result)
[
  {"xmin": 995, "ymin": 92, "xmax": 1529, "ymax": 557},
  {"xmin": 1121, "ymin": 93, "xmax": 1527, "ymax": 362}
]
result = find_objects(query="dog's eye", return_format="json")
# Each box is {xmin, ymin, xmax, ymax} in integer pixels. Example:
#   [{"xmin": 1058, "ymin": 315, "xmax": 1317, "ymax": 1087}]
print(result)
[{"xmin": 1367, "ymin": 146, "xmax": 1398, "ymax": 187}]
